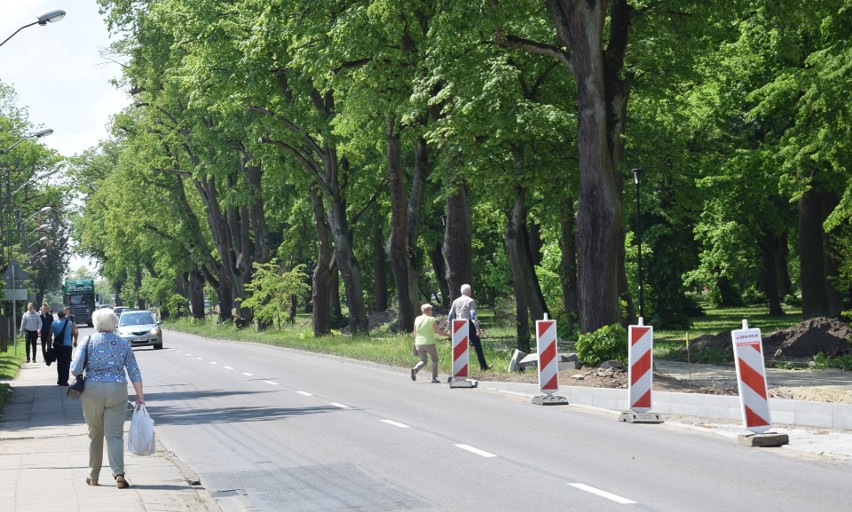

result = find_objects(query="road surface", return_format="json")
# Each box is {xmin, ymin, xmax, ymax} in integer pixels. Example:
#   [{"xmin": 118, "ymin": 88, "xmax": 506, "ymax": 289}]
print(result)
[{"xmin": 106, "ymin": 328, "xmax": 849, "ymax": 511}]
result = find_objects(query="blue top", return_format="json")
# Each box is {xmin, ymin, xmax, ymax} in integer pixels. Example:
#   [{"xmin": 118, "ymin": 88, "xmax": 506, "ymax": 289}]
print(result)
[
  {"xmin": 51, "ymin": 319, "xmax": 73, "ymax": 346},
  {"xmin": 70, "ymin": 332, "xmax": 142, "ymax": 384}
]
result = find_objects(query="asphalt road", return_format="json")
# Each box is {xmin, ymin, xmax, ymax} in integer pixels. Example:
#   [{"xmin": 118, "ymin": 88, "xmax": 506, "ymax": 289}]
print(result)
[{"xmin": 117, "ymin": 328, "xmax": 849, "ymax": 512}]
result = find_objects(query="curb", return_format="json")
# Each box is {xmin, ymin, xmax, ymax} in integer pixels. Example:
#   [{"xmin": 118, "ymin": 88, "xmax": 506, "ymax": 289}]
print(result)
[{"xmin": 478, "ymin": 380, "xmax": 852, "ymax": 430}]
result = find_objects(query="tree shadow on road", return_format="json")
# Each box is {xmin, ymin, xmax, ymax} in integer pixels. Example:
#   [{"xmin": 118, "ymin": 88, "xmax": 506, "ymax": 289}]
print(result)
[{"xmin": 142, "ymin": 389, "xmax": 349, "ymax": 425}]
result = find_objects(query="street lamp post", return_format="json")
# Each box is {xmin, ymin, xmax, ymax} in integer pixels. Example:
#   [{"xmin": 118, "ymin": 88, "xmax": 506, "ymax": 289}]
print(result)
[
  {"xmin": 632, "ymin": 168, "xmax": 645, "ymax": 321},
  {"xmin": 1, "ymin": 129, "xmax": 54, "ymax": 354},
  {"xmin": 2, "ymin": 128, "xmax": 54, "ymax": 260},
  {"xmin": 13, "ymin": 169, "xmax": 61, "ymax": 195},
  {"xmin": 0, "ymin": 9, "xmax": 66, "ymax": 49}
]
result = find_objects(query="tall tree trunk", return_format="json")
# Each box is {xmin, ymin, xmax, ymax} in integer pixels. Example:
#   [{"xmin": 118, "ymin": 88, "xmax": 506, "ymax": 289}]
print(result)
[
  {"xmin": 385, "ymin": 116, "xmax": 417, "ymax": 331},
  {"xmin": 547, "ymin": 0, "xmax": 625, "ymax": 333},
  {"xmin": 822, "ymin": 193, "xmax": 843, "ymax": 317},
  {"xmin": 405, "ymin": 135, "xmax": 430, "ymax": 311},
  {"xmin": 505, "ymin": 186, "xmax": 532, "ymax": 352},
  {"xmin": 189, "ymin": 266, "xmax": 205, "ymax": 320},
  {"xmin": 373, "ymin": 224, "xmax": 388, "ymax": 313},
  {"xmin": 331, "ymin": 264, "xmax": 343, "ymax": 328},
  {"xmin": 218, "ymin": 279, "xmax": 233, "ymax": 322},
  {"xmin": 113, "ymin": 268, "xmax": 126, "ymax": 307},
  {"xmin": 775, "ymin": 231, "xmax": 790, "ymax": 299},
  {"xmin": 559, "ymin": 197, "xmax": 579, "ymax": 333},
  {"xmin": 196, "ymin": 175, "xmax": 240, "ymax": 322},
  {"xmin": 243, "ymin": 153, "xmax": 272, "ymax": 330},
  {"xmin": 521, "ymin": 220, "xmax": 549, "ymax": 321},
  {"xmin": 327, "ymin": 191, "xmax": 368, "ymax": 333},
  {"xmin": 799, "ymin": 187, "xmax": 830, "ymax": 318},
  {"xmin": 759, "ymin": 231, "xmax": 784, "ymax": 316},
  {"xmin": 443, "ymin": 177, "xmax": 472, "ymax": 302},
  {"xmin": 429, "ymin": 242, "xmax": 450, "ymax": 308},
  {"xmin": 310, "ymin": 185, "xmax": 334, "ymax": 336},
  {"xmin": 505, "ymin": 147, "xmax": 550, "ymax": 350},
  {"xmin": 408, "ymin": 137, "xmax": 430, "ymax": 253},
  {"xmin": 134, "ymin": 265, "xmax": 144, "ymax": 310}
]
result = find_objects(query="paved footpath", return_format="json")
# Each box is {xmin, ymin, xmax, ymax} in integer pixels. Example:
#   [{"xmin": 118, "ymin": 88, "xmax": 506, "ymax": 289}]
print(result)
[{"xmin": 0, "ymin": 359, "xmax": 222, "ymax": 512}]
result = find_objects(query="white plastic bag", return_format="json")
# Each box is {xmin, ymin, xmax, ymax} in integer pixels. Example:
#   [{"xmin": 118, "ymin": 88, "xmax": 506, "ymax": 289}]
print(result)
[{"xmin": 128, "ymin": 403, "xmax": 156, "ymax": 456}]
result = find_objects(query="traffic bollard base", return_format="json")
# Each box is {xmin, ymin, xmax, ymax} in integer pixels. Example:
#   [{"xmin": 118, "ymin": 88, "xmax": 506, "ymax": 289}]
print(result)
[
  {"xmin": 737, "ymin": 432, "xmax": 789, "ymax": 447},
  {"xmin": 619, "ymin": 411, "xmax": 665, "ymax": 424},
  {"xmin": 532, "ymin": 394, "xmax": 569, "ymax": 406},
  {"xmin": 449, "ymin": 378, "xmax": 477, "ymax": 389}
]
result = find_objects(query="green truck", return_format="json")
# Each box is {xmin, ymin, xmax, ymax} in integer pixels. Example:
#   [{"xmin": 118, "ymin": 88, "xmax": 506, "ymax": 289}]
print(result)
[{"xmin": 64, "ymin": 279, "xmax": 95, "ymax": 327}]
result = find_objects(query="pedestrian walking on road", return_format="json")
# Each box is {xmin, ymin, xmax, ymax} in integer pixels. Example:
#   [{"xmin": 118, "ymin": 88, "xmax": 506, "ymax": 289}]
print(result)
[
  {"xmin": 448, "ymin": 284, "xmax": 491, "ymax": 371},
  {"xmin": 52, "ymin": 311, "xmax": 74, "ymax": 385},
  {"xmin": 71, "ymin": 308, "xmax": 145, "ymax": 489},
  {"xmin": 411, "ymin": 304, "xmax": 449, "ymax": 383},
  {"xmin": 20, "ymin": 302, "xmax": 42, "ymax": 364}
]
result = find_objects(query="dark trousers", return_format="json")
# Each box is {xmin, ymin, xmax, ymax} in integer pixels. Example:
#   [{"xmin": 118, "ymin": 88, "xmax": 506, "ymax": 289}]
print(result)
[
  {"xmin": 469, "ymin": 330, "xmax": 488, "ymax": 370},
  {"xmin": 25, "ymin": 330, "xmax": 39, "ymax": 361},
  {"xmin": 57, "ymin": 345, "xmax": 73, "ymax": 385}
]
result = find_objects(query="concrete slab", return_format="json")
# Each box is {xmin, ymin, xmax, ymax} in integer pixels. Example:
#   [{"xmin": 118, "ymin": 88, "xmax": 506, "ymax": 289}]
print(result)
[
  {"xmin": 532, "ymin": 394, "xmax": 569, "ymax": 406},
  {"xmin": 619, "ymin": 412, "xmax": 665, "ymax": 424},
  {"xmin": 737, "ymin": 432, "xmax": 790, "ymax": 447}
]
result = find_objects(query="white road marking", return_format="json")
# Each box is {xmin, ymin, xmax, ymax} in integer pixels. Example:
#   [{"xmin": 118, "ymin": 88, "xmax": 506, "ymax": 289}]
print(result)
[
  {"xmin": 295, "ymin": 391, "xmax": 312, "ymax": 396},
  {"xmin": 454, "ymin": 444, "xmax": 497, "ymax": 458},
  {"xmin": 210, "ymin": 361, "xmax": 218, "ymax": 365},
  {"xmin": 330, "ymin": 403, "xmax": 350, "ymax": 409},
  {"xmin": 223, "ymin": 366, "xmax": 233, "ymax": 370},
  {"xmin": 381, "ymin": 419, "xmax": 410, "ymax": 428},
  {"xmin": 568, "ymin": 483, "xmax": 636, "ymax": 504},
  {"xmin": 195, "ymin": 357, "xmax": 203, "ymax": 360},
  {"xmin": 242, "ymin": 372, "xmax": 253, "ymax": 377},
  {"xmin": 185, "ymin": 353, "xmax": 192, "ymax": 356},
  {"xmin": 264, "ymin": 380, "xmax": 278, "ymax": 386}
]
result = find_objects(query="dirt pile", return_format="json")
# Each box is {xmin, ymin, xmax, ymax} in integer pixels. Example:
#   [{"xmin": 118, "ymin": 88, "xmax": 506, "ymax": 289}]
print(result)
[
  {"xmin": 763, "ymin": 317, "xmax": 852, "ymax": 359},
  {"xmin": 679, "ymin": 317, "xmax": 852, "ymax": 361}
]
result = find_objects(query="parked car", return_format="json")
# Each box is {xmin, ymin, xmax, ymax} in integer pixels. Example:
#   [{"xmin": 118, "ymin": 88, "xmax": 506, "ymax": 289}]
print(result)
[
  {"xmin": 113, "ymin": 306, "xmax": 130, "ymax": 317},
  {"xmin": 116, "ymin": 310, "xmax": 163, "ymax": 350}
]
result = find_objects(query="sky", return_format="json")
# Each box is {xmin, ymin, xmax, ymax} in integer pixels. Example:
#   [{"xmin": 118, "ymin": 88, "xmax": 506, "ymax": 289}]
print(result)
[{"xmin": 1, "ymin": 1, "xmax": 130, "ymax": 157}]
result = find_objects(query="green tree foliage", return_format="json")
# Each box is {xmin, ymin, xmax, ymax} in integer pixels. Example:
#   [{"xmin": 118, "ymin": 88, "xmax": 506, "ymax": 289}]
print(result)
[
  {"xmin": 71, "ymin": 0, "xmax": 851, "ymax": 338},
  {"xmin": 575, "ymin": 323, "xmax": 628, "ymax": 367},
  {"xmin": 240, "ymin": 261, "xmax": 310, "ymax": 326}
]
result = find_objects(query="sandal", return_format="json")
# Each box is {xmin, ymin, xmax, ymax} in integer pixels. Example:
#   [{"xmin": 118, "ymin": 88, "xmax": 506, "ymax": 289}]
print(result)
[
  {"xmin": 115, "ymin": 474, "xmax": 129, "ymax": 489},
  {"xmin": 86, "ymin": 477, "xmax": 97, "ymax": 486}
]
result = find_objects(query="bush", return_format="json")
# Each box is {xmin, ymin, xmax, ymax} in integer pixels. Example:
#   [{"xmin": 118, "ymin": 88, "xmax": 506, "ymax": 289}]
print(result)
[{"xmin": 576, "ymin": 324, "xmax": 628, "ymax": 367}]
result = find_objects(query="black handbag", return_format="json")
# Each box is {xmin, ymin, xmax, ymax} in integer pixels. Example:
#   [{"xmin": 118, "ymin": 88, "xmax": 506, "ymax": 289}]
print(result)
[
  {"xmin": 44, "ymin": 347, "xmax": 57, "ymax": 366},
  {"xmin": 67, "ymin": 338, "xmax": 89, "ymax": 399}
]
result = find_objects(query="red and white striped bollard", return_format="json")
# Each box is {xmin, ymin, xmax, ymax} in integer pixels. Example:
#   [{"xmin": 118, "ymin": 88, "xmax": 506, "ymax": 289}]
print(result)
[
  {"xmin": 449, "ymin": 319, "xmax": 476, "ymax": 388},
  {"xmin": 532, "ymin": 314, "xmax": 568, "ymax": 405},
  {"xmin": 620, "ymin": 317, "xmax": 663, "ymax": 422}
]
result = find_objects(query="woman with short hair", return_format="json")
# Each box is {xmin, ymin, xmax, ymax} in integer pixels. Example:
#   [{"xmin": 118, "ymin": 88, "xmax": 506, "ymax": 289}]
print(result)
[
  {"xmin": 411, "ymin": 303, "xmax": 449, "ymax": 383},
  {"xmin": 70, "ymin": 308, "xmax": 145, "ymax": 489}
]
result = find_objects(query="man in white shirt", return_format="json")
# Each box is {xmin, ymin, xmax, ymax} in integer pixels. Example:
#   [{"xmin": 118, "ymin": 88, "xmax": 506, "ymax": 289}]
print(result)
[
  {"xmin": 447, "ymin": 284, "xmax": 491, "ymax": 371},
  {"xmin": 20, "ymin": 302, "xmax": 43, "ymax": 364}
]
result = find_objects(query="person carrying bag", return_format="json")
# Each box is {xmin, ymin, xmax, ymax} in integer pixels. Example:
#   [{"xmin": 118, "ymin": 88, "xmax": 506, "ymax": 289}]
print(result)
[
  {"xmin": 128, "ymin": 404, "xmax": 156, "ymax": 456},
  {"xmin": 52, "ymin": 312, "xmax": 75, "ymax": 386},
  {"xmin": 70, "ymin": 308, "xmax": 145, "ymax": 489}
]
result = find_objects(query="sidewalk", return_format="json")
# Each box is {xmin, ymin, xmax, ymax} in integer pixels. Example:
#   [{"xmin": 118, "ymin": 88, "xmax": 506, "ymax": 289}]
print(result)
[{"xmin": 0, "ymin": 359, "xmax": 221, "ymax": 512}]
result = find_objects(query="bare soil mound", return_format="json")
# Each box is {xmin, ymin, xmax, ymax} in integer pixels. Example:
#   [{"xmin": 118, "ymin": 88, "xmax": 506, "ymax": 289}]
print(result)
[
  {"xmin": 679, "ymin": 317, "xmax": 852, "ymax": 361},
  {"xmin": 763, "ymin": 317, "xmax": 852, "ymax": 359}
]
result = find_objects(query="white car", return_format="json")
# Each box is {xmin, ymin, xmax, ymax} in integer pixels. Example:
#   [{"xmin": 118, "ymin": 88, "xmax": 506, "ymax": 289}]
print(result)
[{"xmin": 116, "ymin": 310, "xmax": 163, "ymax": 350}]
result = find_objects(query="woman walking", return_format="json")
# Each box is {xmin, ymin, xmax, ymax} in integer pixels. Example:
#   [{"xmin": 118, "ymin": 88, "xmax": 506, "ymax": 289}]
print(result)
[
  {"xmin": 70, "ymin": 308, "xmax": 145, "ymax": 489},
  {"xmin": 411, "ymin": 304, "xmax": 449, "ymax": 383}
]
